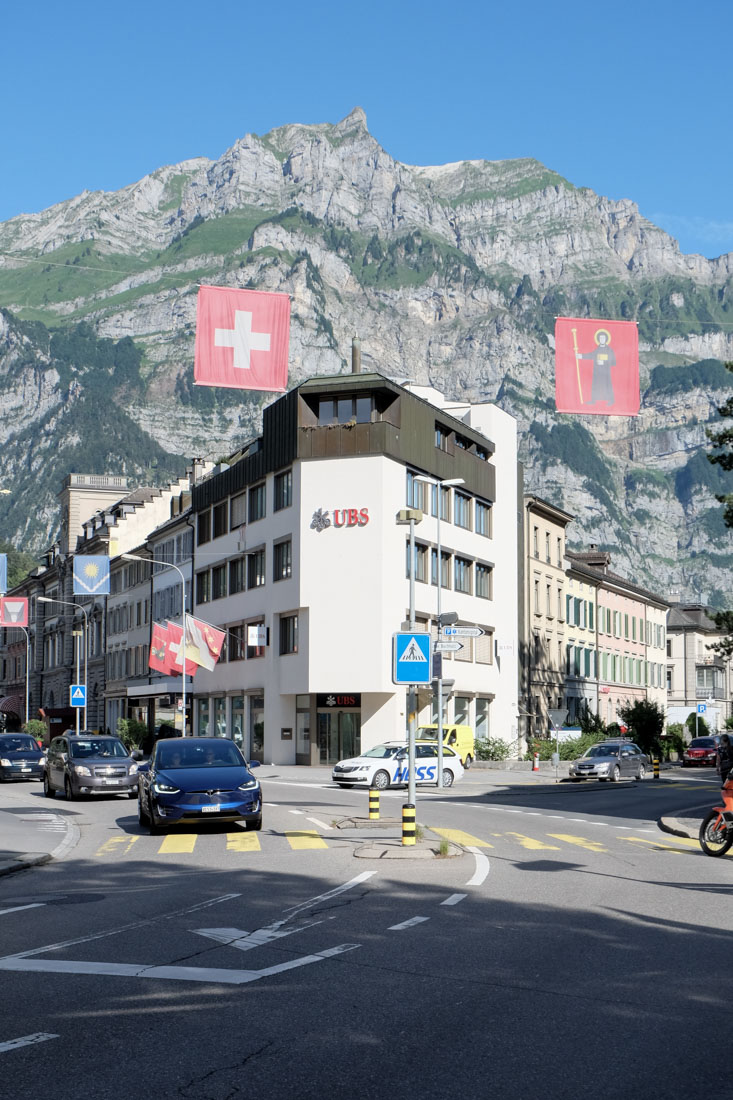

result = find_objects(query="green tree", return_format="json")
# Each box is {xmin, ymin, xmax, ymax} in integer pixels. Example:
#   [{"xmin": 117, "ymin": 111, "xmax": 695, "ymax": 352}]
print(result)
[
  {"xmin": 0, "ymin": 540, "xmax": 38, "ymax": 588},
  {"xmin": 616, "ymin": 699, "xmax": 666, "ymax": 759},
  {"xmin": 706, "ymin": 362, "xmax": 733, "ymax": 653}
]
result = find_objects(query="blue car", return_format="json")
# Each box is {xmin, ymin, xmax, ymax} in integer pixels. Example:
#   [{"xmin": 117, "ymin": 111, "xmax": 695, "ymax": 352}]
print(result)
[
  {"xmin": 0, "ymin": 734, "xmax": 44, "ymax": 782},
  {"xmin": 137, "ymin": 737, "xmax": 262, "ymax": 834}
]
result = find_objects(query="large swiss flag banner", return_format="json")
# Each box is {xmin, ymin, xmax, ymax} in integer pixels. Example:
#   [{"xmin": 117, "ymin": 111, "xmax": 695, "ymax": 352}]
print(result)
[
  {"xmin": 194, "ymin": 285, "xmax": 290, "ymax": 392},
  {"xmin": 555, "ymin": 317, "xmax": 639, "ymax": 416}
]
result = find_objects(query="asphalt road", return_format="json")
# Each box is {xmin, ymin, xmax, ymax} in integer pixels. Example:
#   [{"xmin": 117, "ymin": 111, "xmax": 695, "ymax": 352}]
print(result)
[{"xmin": 0, "ymin": 767, "xmax": 730, "ymax": 1100}]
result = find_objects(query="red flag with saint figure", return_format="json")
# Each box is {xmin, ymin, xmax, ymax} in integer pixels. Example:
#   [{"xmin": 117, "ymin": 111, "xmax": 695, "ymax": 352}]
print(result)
[
  {"xmin": 194, "ymin": 285, "xmax": 290, "ymax": 392},
  {"xmin": 555, "ymin": 317, "xmax": 639, "ymax": 416}
]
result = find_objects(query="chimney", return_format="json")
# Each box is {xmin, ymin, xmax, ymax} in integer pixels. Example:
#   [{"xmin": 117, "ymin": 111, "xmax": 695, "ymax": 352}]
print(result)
[{"xmin": 351, "ymin": 336, "xmax": 361, "ymax": 374}]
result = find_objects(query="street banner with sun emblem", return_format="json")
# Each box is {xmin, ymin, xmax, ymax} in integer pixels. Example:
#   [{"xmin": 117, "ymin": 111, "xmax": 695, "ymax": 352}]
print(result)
[
  {"xmin": 73, "ymin": 555, "xmax": 111, "ymax": 595},
  {"xmin": 555, "ymin": 317, "xmax": 639, "ymax": 416}
]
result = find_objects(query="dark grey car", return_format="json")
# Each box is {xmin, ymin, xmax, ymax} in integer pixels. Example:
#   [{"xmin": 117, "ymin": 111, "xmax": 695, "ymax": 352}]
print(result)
[
  {"xmin": 569, "ymin": 740, "xmax": 648, "ymax": 782},
  {"xmin": 44, "ymin": 734, "xmax": 140, "ymax": 799}
]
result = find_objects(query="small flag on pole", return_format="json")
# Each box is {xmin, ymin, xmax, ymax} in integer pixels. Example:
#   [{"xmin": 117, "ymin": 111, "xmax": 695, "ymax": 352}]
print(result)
[{"xmin": 73, "ymin": 555, "xmax": 111, "ymax": 595}]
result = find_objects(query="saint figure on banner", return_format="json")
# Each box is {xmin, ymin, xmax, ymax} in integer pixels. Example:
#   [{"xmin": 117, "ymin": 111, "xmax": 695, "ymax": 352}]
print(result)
[{"xmin": 577, "ymin": 328, "xmax": 616, "ymax": 406}]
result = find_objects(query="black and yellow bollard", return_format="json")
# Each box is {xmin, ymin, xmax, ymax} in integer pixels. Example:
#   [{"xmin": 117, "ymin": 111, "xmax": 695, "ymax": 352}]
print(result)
[
  {"xmin": 369, "ymin": 789, "xmax": 380, "ymax": 820},
  {"xmin": 402, "ymin": 803, "xmax": 416, "ymax": 846},
  {"xmin": 653, "ymin": 757, "xmax": 660, "ymax": 779}
]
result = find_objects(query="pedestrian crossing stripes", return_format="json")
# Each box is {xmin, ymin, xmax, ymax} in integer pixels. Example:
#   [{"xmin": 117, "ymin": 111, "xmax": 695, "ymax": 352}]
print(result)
[{"xmin": 91, "ymin": 825, "xmax": 712, "ymax": 859}]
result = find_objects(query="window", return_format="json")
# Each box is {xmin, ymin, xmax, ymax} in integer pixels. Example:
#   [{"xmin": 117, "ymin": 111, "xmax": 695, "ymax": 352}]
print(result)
[
  {"xmin": 230, "ymin": 492, "xmax": 247, "ymax": 528},
  {"xmin": 435, "ymin": 423, "xmax": 450, "ymax": 451},
  {"xmin": 280, "ymin": 614, "xmax": 298, "ymax": 655},
  {"xmin": 545, "ymin": 532, "xmax": 550, "ymax": 562},
  {"xmin": 249, "ymin": 484, "xmax": 266, "ymax": 522},
  {"xmin": 407, "ymin": 543, "xmax": 428, "ymax": 583},
  {"xmin": 212, "ymin": 563, "xmax": 227, "ymax": 600},
  {"xmin": 533, "ymin": 526, "xmax": 539, "ymax": 557},
  {"xmin": 196, "ymin": 570, "xmax": 211, "ymax": 604},
  {"xmin": 556, "ymin": 536, "xmax": 562, "ymax": 566},
  {"xmin": 319, "ymin": 396, "xmax": 372, "ymax": 424},
  {"xmin": 246, "ymin": 620, "xmax": 266, "ymax": 659},
  {"xmin": 197, "ymin": 510, "xmax": 211, "ymax": 546},
  {"xmin": 534, "ymin": 578, "xmax": 540, "ymax": 614},
  {"xmin": 229, "ymin": 557, "xmax": 246, "ymax": 595},
  {"xmin": 476, "ymin": 562, "xmax": 492, "ymax": 599},
  {"xmin": 406, "ymin": 471, "xmax": 424, "ymax": 510},
  {"xmin": 454, "ymin": 557, "xmax": 472, "ymax": 594},
  {"xmin": 213, "ymin": 501, "xmax": 228, "ymax": 539},
  {"xmin": 454, "ymin": 492, "xmax": 471, "ymax": 529},
  {"xmin": 475, "ymin": 501, "xmax": 491, "ymax": 537},
  {"xmin": 546, "ymin": 584, "xmax": 552, "ymax": 617},
  {"xmin": 557, "ymin": 588, "xmax": 563, "ymax": 620},
  {"xmin": 247, "ymin": 549, "xmax": 265, "ymax": 589},
  {"xmin": 455, "ymin": 434, "xmax": 469, "ymax": 451},
  {"xmin": 274, "ymin": 540, "xmax": 292, "ymax": 581},
  {"xmin": 476, "ymin": 698, "xmax": 490, "ymax": 739},
  {"xmin": 228, "ymin": 624, "xmax": 245, "ymax": 661},
  {"xmin": 431, "ymin": 548, "xmax": 451, "ymax": 589},
  {"xmin": 274, "ymin": 470, "xmax": 292, "ymax": 511}
]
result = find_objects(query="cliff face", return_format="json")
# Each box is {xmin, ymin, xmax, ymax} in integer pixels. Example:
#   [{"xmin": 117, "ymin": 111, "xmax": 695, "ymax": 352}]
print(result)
[{"xmin": 1, "ymin": 107, "xmax": 732, "ymax": 603}]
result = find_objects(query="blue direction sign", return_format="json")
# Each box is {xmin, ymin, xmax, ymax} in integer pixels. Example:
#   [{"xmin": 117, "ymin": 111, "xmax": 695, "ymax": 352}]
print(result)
[
  {"xmin": 70, "ymin": 684, "xmax": 87, "ymax": 708},
  {"xmin": 393, "ymin": 632, "xmax": 431, "ymax": 685}
]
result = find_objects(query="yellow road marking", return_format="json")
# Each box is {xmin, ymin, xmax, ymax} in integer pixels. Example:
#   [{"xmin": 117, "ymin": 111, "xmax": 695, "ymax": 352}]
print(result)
[
  {"xmin": 158, "ymin": 834, "xmax": 197, "ymax": 854},
  {"xmin": 95, "ymin": 836, "xmax": 140, "ymax": 857},
  {"xmin": 431, "ymin": 828, "xmax": 493, "ymax": 848},
  {"xmin": 547, "ymin": 833, "xmax": 607, "ymax": 852},
  {"xmin": 226, "ymin": 832, "xmax": 261, "ymax": 852},
  {"xmin": 285, "ymin": 830, "xmax": 328, "ymax": 850},
  {"xmin": 617, "ymin": 836, "xmax": 689, "ymax": 854},
  {"xmin": 507, "ymin": 832, "xmax": 560, "ymax": 850}
]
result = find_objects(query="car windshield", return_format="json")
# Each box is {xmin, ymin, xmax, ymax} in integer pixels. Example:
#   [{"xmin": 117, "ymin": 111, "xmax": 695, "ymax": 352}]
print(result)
[
  {"xmin": 70, "ymin": 739, "xmax": 128, "ymax": 759},
  {"xmin": 689, "ymin": 738, "xmax": 716, "ymax": 748},
  {"xmin": 157, "ymin": 741, "xmax": 244, "ymax": 769},
  {"xmin": 361, "ymin": 744, "xmax": 405, "ymax": 759},
  {"xmin": 583, "ymin": 744, "xmax": 620, "ymax": 758},
  {"xmin": 0, "ymin": 736, "xmax": 38, "ymax": 752}
]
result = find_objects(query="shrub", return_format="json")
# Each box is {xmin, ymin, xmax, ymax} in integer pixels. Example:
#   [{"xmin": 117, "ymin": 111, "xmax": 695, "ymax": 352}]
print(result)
[
  {"xmin": 116, "ymin": 717, "xmax": 148, "ymax": 749},
  {"xmin": 23, "ymin": 718, "xmax": 47, "ymax": 743},
  {"xmin": 475, "ymin": 737, "xmax": 512, "ymax": 761},
  {"xmin": 527, "ymin": 733, "xmax": 600, "ymax": 761}
]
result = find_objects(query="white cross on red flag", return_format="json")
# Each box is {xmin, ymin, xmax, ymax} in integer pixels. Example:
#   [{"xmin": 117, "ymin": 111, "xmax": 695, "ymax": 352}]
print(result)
[{"xmin": 194, "ymin": 285, "xmax": 290, "ymax": 392}]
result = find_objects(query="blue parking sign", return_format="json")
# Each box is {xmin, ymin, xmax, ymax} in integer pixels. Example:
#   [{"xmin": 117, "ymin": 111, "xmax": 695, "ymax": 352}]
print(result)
[
  {"xmin": 697, "ymin": 703, "xmax": 707, "ymax": 714},
  {"xmin": 393, "ymin": 632, "xmax": 431, "ymax": 685}
]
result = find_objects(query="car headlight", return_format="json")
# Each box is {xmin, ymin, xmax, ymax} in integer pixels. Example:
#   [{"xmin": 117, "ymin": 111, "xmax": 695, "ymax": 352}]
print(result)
[
  {"xmin": 596, "ymin": 763, "xmax": 610, "ymax": 772},
  {"xmin": 153, "ymin": 781, "xmax": 180, "ymax": 794},
  {"xmin": 129, "ymin": 763, "xmax": 139, "ymax": 776},
  {"xmin": 238, "ymin": 778, "xmax": 260, "ymax": 790},
  {"xmin": 74, "ymin": 765, "xmax": 92, "ymax": 777},
  {"xmin": 355, "ymin": 766, "xmax": 370, "ymax": 772},
  {"xmin": 0, "ymin": 758, "xmax": 10, "ymax": 766}
]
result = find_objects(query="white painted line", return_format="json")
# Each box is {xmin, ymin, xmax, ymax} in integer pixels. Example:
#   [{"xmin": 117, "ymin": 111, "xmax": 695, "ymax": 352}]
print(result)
[
  {"xmin": 389, "ymin": 916, "xmax": 429, "ymax": 931},
  {"xmin": 49, "ymin": 819, "xmax": 80, "ymax": 862},
  {"xmin": 282, "ymin": 871, "xmax": 376, "ymax": 916},
  {"xmin": 288, "ymin": 809, "xmax": 305, "ymax": 816},
  {"xmin": 0, "ymin": 903, "xmax": 45, "ymax": 917},
  {"xmin": 0, "ymin": 1032, "xmax": 59, "ymax": 1055},
  {"xmin": 465, "ymin": 847, "xmax": 490, "ymax": 886},
  {"xmin": 195, "ymin": 915, "xmax": 324, "ymax": 953},
  {"xmin": 441, "ymin": 894, "xmax": 467, "ymax": 906},
  {"xmin": 307, "ymin": 817, "xmax": 333, "ymax": 830}
]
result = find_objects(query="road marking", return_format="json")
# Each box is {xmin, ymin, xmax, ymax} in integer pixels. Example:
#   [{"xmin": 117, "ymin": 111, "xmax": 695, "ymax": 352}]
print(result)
[
  {"xmin": 0, "ymin": 1033, "xmax": 59, "ymax": 1055},
  {"xmin": 194, "ymin": 916, "xmax": 325, "ymax": 953},
  {"xmin": 507, "ymin": 832, "xmax": 561, "ymax": 851},
  {"xmin": 285, "ymin": 831, "xmax": 328, "ymax": 850},
  {"xmin": 0, "ymin": 903, "xmax": 45, "ymax": 917},
  {"xmin": 431, "ymin": 828, "xmax": 493, "ymax": 848},
  {"xmin": 441, "ymin": 893, "xmax": 467, "ymax": 906},
  {"xmin": 465, "ymin": 847, "xmax": 490, "ymax": 886},
  {"xmin": 307, "ymin": 817, "xmax": 333, "ymax": 830},
  {"xmin": 226, "ymin": 833, "xmax": 261, "ymax": 853},
  {"xmin": 547, "ymin": 834, "xmax": 608, "ymax": 852},
  {"xmin": 158, "ymin": 834, "xmax": 197, "ymax": 854},
  {"xmin": 389, "ymin": 916, "xmax": 429, "ymax": 931},
  {"xmin": 95, "ymin": 836, "xmax": 140, "ymax": 857},
  {"xmin": 288, "ymin": 809, "xmax": 305, "ymax": 815}
]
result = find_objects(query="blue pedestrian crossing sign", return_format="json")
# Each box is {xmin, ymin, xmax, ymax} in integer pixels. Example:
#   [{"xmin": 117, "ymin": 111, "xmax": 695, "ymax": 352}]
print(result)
[
  {"xmin": 393, "ymin": 632, "xmax": 431, "ymax": 685},
  {"xmin": 70, "ymin": 684, "xmax": 86, "ymax": 708}
]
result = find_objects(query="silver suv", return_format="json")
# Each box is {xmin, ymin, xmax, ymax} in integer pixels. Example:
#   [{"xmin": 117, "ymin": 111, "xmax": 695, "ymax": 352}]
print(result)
[
  {"xmin": 44, "ymin": 733, "xmax": 141, "ymax": 799},
  {"xmin": 569, "ymin": 740, "xmax": 648, "ymax": 782}
]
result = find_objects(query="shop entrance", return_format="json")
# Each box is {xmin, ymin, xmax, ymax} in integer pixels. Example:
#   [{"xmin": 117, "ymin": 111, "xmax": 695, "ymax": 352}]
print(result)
[{"xmin": 316, "ymin": 709, "xmax": 361, "ymax": 765}]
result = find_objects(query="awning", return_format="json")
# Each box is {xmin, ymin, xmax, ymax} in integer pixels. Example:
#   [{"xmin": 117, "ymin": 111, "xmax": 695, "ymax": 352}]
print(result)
[{"xmin": 0, "ymin": 695, "xmax": 23, "ymax": 716}]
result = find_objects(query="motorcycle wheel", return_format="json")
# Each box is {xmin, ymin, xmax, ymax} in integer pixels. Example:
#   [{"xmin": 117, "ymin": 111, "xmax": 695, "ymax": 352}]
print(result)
[{"xmin": 699, "ymin": 810, "xmax": 733, "ymax": 857}]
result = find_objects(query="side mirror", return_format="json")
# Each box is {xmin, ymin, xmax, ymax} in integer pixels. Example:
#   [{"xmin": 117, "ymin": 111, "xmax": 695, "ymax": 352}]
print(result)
[
  {"xmin": 136, "ymin": 761, "xmax": 150, "ymax": 774},
  {"xmin": 130, "ymin": 749, "xmax": 143, "ymax": 761},
  {"xmin": 248, "ymin": 759, "xmax": 261, "ymax": 768}
]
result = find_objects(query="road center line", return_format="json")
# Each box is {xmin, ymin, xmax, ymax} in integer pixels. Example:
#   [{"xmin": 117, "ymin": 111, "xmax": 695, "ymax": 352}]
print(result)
[
  {"xmin": 307, "ymin": 817, "xmax": 333, "ymax": 830},
  {"xmin": 441, "ymin": 893, "xmax": 467, "ymax": 906},
  {"xmin": 282, "ymin": 872, "xmax": 376, "ymax": 918},
  {"xmin": 0, "ymin": 903, "xmax": 45, "ymax": 917},
  {"xmin": 389, "ymin": 916, "xmax": 429, "ymax": 931}
]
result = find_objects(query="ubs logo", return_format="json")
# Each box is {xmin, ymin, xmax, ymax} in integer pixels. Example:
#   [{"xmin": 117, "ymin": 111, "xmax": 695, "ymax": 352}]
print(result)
[{"xmin": 310, "ymin": 508, "xmax": 369, "ymax": 532}]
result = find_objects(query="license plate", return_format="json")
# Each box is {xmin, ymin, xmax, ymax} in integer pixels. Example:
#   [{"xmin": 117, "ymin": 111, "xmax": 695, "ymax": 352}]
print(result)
[
  {"xmin": 102, "ymin": 779, "xmax": 121, "ymax": 784},
  {"xmin": 21, "ymin": 767, "xmax": 31, "ymax": 772},
  {"xmin": 201, "ymin": 804, "xmax": 220, "ymax": 813}
]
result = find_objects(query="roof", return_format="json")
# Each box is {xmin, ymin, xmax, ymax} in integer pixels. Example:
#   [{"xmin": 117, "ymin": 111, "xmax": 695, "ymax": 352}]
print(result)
[
  {"xmin": 667, "ymin": 603, "xmax": 720, "ymax": 632},
  {"xmin": 565, "ymin": 550, "xmax": 669, "ymax": 608}
]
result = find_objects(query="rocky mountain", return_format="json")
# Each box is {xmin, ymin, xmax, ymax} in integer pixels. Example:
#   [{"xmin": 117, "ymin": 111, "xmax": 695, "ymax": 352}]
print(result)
[{"xmin": 1, "ymin": 106, "xmax": 732, "ymax": 604}]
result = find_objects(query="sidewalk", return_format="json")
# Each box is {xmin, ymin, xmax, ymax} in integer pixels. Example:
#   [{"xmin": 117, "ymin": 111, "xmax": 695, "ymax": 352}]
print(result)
[
  {"xmin": 0, "ymin": 799, "xmax": 79, "ymax": 877},
  {"xmin": 658, "ymin": 812, "xmax": 704, "ymax": 841}
]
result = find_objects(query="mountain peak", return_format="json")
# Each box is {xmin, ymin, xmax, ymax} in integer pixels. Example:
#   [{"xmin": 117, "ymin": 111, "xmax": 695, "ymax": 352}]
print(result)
[{"xmin": 333, "ymin": 106, "xmax": 367, "ymax": 136}]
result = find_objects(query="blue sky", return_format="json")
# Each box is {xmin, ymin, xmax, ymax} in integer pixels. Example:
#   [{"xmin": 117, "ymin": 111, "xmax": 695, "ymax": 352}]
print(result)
[{"xmin": 3, "ymin": 0, "xmax": 731, "ymax": 258}]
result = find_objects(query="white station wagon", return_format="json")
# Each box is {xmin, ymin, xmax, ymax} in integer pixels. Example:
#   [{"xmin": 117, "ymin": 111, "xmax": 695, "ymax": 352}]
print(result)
[{"xmin": 332, "ymin": 741, "xmax": 464, "ymax": 789}]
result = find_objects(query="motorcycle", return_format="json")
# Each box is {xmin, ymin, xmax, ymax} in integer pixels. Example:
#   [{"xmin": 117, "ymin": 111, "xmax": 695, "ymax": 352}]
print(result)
[{"xmin": 699, "ymin": 774, "xmax": 733, "ymax": 856}]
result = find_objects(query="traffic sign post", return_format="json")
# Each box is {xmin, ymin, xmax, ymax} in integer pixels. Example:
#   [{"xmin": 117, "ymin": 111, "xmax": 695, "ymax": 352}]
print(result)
[
  {"xmin": 393, "ymin": 633, "xmax": 431, "ymax": 685},
  {"xmin": 69, "ymin": 684, "xmax": 86, "ymax": 707}
]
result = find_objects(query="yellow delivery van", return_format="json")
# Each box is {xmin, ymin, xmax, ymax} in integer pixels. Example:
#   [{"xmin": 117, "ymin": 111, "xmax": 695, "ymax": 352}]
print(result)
[{"xmin": 416, "ymin": 725, "xmax": 475, "ymax": 768}]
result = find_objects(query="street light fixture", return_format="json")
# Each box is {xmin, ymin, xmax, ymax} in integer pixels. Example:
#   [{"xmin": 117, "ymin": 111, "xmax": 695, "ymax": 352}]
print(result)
[
  {"xmin": 38, "ymin": 596, "xmax": 88, "ymax": 733},
  {"xmin": 122, "ymin": 553, "xmax": 189, "ymax": 737},
  {"xmin": 414, "ymin": 475, "xmax": 465, "ymax": 787}
]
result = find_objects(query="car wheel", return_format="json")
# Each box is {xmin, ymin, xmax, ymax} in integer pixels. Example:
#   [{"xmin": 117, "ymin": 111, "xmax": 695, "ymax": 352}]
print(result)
[
  {"xmin": 64, "ymin": 776, "xmax": 75, "ymax": 801},
  {"xmin": 441, "ymin": 769, "xmax": 454, "ymax": 788},
  {"xmin": 138, "ymin": 793, "xmax": 149, "ymax": 826},
  {"xmin": 246, "ymin": 815, "xmax": 263, "ymax": 831},
  {"xmin": 337, "ymin": 783, "xmax": 350, "ymax": 788},
  {"xmin": 127, "ymin": 788, "xmax": 138, "ymax": 799},
  {"xmin": 609, "ymin": 765, "xmax": 621, "ymax": 783},
  {"xmin": 463, "ymin": 755, "xmax": 473, "ymax": 770},
  {"xmin": 43, "ymin": 773, "xmax": 55, "ymax": 798},
  {"xmin": 372, "ymin": 770, "xmax": 390, "ymax": 790},
  {"xmin": 148, "ymin": 811, "xmax": 164, "ymax": 836},
  {"xmin": 637, "ymin": 764, "xmax": 646, "ymax": 780},
  {"xmin": 570, "ymin": 778, "xmax": 581, "ymax": 783},
  {"xmin": 681, "ymin": 761, "xmax": 688, "ymax": 768}
]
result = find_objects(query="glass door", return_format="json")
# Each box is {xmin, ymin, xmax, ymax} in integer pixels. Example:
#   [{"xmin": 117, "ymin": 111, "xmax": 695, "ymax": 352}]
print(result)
[{"xmin": 317, "ymin": 710, "xmax": 361, "ymax": 764}]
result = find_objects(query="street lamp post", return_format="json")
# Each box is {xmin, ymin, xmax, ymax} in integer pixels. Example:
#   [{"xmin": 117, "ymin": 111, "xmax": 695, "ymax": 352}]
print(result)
[
  {"xmin": 396, "ymin": 507, "xmax": 423, "ymax": 809},
  {"xmin": 38, "ymin": 596, "xmax": 88, "ymax": 731},
  {"xmin": 122, "ymin": 553, "xmax": 189, "ymax": 737},
  {"xmin": 415, "ymin": 475, "xmax": 464, "ymax": 788}
]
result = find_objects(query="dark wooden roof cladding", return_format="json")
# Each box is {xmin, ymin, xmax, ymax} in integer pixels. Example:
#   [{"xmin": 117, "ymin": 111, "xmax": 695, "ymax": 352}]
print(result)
[{"xmin": 193, "ymin": 372, "xmax": 497, "ymax": 509}]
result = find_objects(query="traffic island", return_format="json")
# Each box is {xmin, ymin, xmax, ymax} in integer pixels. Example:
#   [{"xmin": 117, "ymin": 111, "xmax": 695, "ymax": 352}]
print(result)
[{"xmin": 331, "ymin": 817, "xmax": 465, "ymax": 860}]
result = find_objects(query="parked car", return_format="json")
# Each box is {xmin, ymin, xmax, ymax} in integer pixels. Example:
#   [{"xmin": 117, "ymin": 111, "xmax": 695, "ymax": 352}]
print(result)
[
  {"xmin": 332, "ymin": 740, "xmax": 464, "ymax": 789},
  {"xmin": 682, "ymin": 736, "xmax": 720, "ymax": 767},
  {"xmin": 0, "ymin": 734, "xmax": 45, "ymax": 782},
  {"xmin": 44, "ymin": 733, "xmax": 141, "ymax": 799},
  {"xmin": 137, "ymin": 736, "xmax": 262, "ymax": 834},
  {"xmin": 417, "ymin": 724, "xmax": 475, "ymax": 768},
  {"xmin": 569, "ymin": 740, "xmax": 648, "ymax": 782}
]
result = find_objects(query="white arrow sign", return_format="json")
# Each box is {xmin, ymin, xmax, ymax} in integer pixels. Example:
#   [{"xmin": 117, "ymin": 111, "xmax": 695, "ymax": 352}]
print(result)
[
  {"xmin": 441, "ymin": 627, "xmax": 484, "ymax": 638},
  {"xmin": 434, "ymin": 641, "xmax": 463, "ymax": 653}
]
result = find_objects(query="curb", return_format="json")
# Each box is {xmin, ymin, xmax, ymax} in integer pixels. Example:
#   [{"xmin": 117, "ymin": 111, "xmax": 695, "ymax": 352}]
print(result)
[
  {"xmin": 0, "ymin": 852, "xmax": 52, "ymax": 878},
  {"xmin": 658, "ymin": 815, "xmax": 699, "ymax": 841}
]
